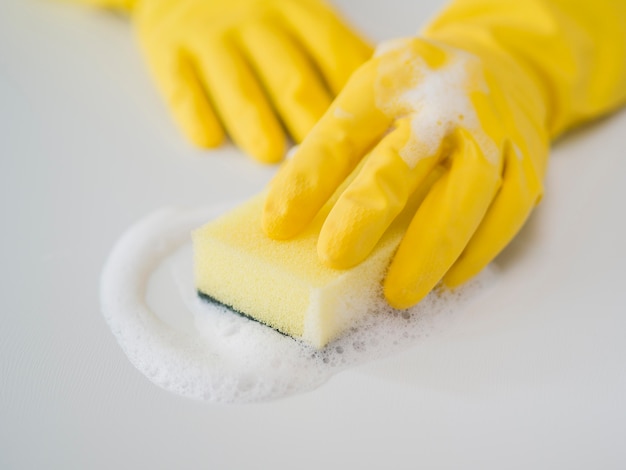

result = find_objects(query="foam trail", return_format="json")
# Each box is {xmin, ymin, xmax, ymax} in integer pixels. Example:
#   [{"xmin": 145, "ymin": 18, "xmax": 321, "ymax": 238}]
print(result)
[{"xmin": 101, "ymin": 204, "xmax": 497, "ymax": 404}]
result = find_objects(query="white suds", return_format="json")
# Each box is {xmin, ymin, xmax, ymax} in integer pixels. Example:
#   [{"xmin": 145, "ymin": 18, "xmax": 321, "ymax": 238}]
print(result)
[
  {"xmin": 333, "ymin": 106, "xmax": 354, "ymax": 120},
  {"xmin": 101, "ymin": 204, "xmax": 496, "ymax": 404},
  {"xmin": 375, "ymin": 39, "xmax": 499, "ymax": 168},
  {"xmin": 374, "ymin": 38, "xmax": 413, "ymax": 58}
]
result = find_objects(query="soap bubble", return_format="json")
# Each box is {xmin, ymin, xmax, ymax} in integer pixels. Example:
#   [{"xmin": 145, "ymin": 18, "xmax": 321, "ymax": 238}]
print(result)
[{"xmin": 101, "ymin": 204, "xmax": 495, "ymax": 404}]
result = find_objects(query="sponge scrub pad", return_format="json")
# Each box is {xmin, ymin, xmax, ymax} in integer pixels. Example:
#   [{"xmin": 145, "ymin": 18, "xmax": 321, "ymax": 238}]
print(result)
[{"xmin": 192, "ymin": 189, "xmax": 427, "ymax": 349}]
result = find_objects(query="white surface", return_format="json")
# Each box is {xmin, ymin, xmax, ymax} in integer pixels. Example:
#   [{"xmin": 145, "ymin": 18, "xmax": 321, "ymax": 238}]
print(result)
[{"xmin": 1, "ymin": 0, "xmax": 625, "ymax": 468}]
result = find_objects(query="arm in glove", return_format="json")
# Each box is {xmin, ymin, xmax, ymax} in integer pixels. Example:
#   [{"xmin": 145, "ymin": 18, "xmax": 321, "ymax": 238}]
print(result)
[
  {"xmin": 75, "ymin": 0, "xmax": 372, "ymax": 163},
  {"xmin": 263, "ymin": 0, "xmax": 626, "ymax": 308}
]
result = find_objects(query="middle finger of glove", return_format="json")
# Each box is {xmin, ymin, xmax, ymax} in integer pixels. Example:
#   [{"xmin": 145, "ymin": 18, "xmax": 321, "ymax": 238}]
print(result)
[{"xmin": 317, "ymin": 118, "xmax": 444, "ymax": 269}]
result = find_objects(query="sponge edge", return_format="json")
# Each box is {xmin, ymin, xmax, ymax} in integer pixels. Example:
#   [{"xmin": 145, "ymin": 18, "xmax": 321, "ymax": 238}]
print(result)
[{"xmin": 192, "ymin": 192, "xmax": 421, "ymax": 349}]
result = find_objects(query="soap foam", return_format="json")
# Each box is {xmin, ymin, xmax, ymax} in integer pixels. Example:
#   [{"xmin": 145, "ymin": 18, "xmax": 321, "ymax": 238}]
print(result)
[
  {"xmin": 375, "ymin": 39, "xmax": 499, "ymax": 168},
  {"xmin": 101, "ymin": 203, "xmax": 496, "ymax": 404}
]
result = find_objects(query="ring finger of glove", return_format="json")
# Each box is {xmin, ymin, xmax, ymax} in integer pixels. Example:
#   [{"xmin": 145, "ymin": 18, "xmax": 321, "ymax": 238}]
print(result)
[
  {"xmin": 237, "ymin": 20, "xmax": 333, "ymax": 143},
  {"xmin": 443, "ymin": 142, "xmax": 543, "ymax": 287},
  {"xmin": 191, "ymin": 36, "xmax": 285, "ymax": 163},
  {"xmin": 384, "ymin": 129, "xmax": 502, "ymax": 309}
]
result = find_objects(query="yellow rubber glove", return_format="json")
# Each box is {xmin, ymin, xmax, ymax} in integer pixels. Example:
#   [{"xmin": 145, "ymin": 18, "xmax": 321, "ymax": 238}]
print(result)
[
  {"xmin": 78, "ymin": 0, "xmax": 372, "ymax": 163},
  {"xmin": 263, "ymin": 0, "xmax": 626, "ymax": 309}
]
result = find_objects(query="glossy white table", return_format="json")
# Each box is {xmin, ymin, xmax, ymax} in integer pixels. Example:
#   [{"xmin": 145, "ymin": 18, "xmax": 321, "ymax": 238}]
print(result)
[{"xmin": 2, "ymin": 0, "xmax": 625, "ymax": 468}]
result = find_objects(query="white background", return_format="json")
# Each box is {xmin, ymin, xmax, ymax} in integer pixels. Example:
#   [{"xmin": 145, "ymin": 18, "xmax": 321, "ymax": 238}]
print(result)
[{"xmin": 1, "ymin": 0, "xmax": 625, "ymax": 468}]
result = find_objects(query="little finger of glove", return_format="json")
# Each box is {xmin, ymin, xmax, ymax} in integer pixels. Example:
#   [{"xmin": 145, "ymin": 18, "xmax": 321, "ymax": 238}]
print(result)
[{"xmin": 141, "ymin": 45, "xmax": 225, "ymax": 148}]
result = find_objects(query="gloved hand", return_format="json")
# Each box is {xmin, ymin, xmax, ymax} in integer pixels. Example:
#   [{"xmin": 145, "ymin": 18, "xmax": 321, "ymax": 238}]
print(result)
[
  {"xmin": 263, "ymin": 0, "xmax": 626, "ymax": 309},
  {"xmin": 80, "ymin": 0, "xmax": 372, "ymax": 163}
]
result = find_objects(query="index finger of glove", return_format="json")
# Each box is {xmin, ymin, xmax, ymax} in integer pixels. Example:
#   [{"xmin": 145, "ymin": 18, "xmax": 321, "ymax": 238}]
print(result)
[
  {"xmin": 384, "ymin": 129, "xmax": 502, "ymax": 309},
  {"xmin": 263, "ymin": 60, "xmax": 392, "ymax": 239}
]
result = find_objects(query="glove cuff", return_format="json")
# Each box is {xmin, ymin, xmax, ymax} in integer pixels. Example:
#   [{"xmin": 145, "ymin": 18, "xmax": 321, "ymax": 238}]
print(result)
[{"xmin": 422, "ymin": 0, "xmax": 626, "ymax": 139}]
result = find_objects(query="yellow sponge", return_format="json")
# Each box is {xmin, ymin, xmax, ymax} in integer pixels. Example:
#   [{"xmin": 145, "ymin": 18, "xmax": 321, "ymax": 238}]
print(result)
[{"xmin": 192, "ymin": 188, "xmax": 429, "ymax": 348}]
